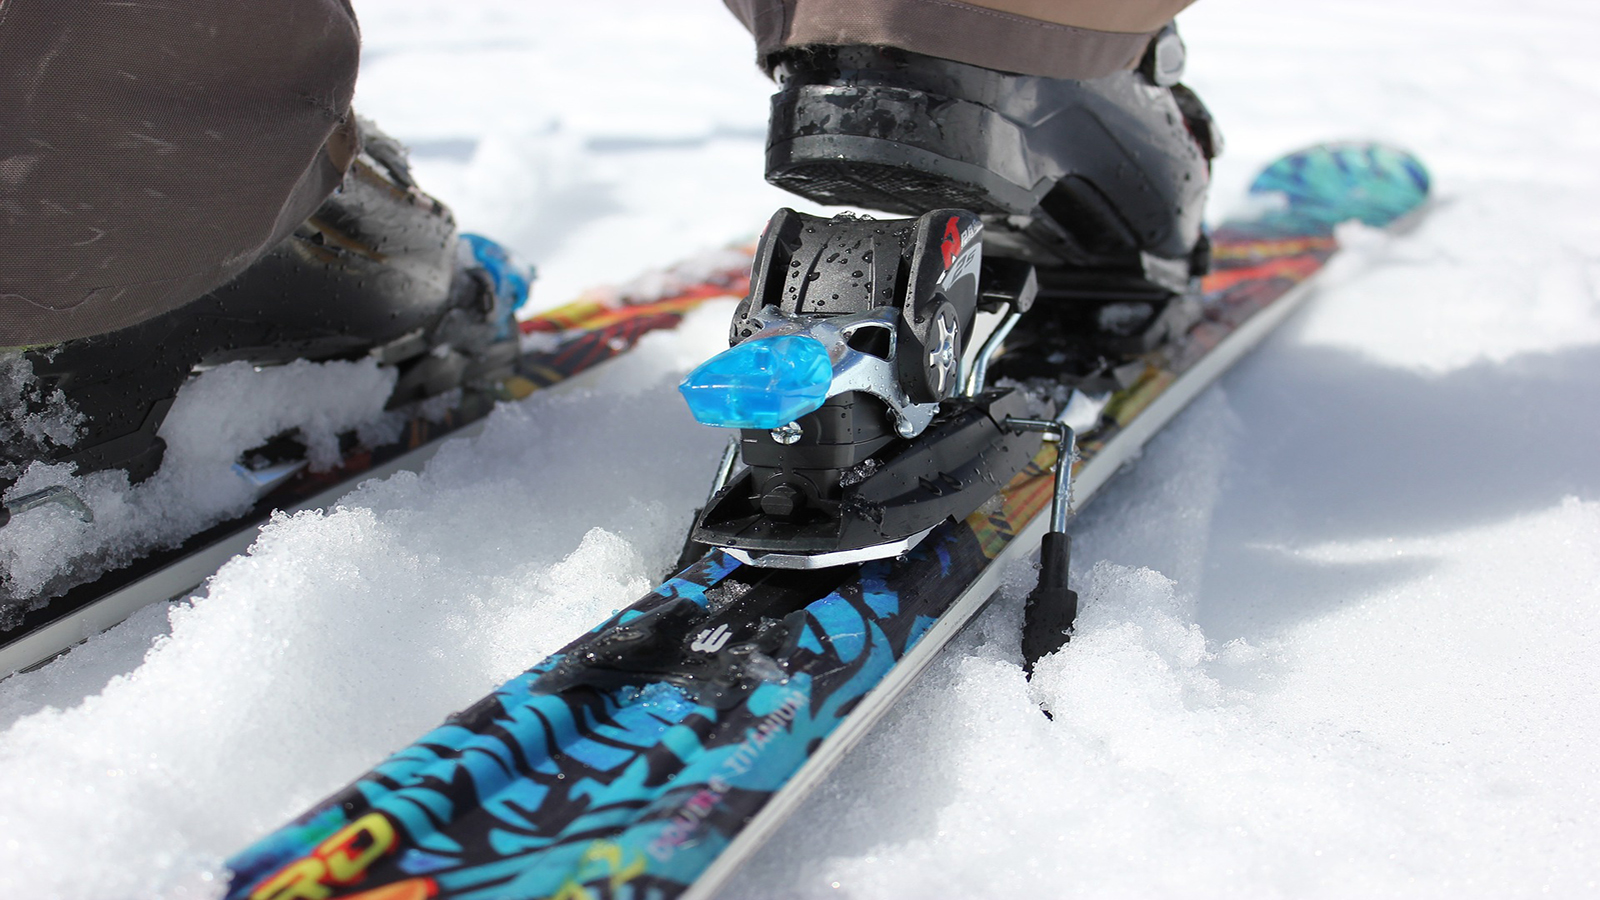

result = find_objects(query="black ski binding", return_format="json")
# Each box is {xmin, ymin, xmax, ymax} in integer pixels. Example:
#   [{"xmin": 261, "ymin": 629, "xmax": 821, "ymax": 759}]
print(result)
[{"xmin": 679, "ymin": 208, "xmax": 1047, "ymax": 569}]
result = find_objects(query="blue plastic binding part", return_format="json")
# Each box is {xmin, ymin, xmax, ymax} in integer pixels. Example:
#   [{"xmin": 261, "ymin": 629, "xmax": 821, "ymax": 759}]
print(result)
[
  {"xmin": 679, "ymin": 334, "xmax": 833, "ymax": 429},
  {"xmin": 460, "ymin": 233, "xmax": 535, "ymax": 337}
]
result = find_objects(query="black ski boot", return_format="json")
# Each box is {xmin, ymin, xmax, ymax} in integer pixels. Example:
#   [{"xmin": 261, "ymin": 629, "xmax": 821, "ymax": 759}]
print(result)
[
  {"xmin": 0, "ymin": 122, "xmax": 526, "ymax": 494},
  {"xmin": 764, "ymin": 28, "xmax": 1222, "ymax": 377}
]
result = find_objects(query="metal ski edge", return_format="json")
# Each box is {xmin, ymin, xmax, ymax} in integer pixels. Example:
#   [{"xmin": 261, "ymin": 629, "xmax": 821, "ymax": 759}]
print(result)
[{"xmin": 680, "ymin": 269, "xmax": 1326, "ymax": 900}]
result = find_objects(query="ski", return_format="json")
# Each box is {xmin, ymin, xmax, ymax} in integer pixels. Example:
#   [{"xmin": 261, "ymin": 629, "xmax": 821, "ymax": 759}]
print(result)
[
  {"xmin": 224, "ymin": 144, "xmax": 1430, "ymax": 900},
  {"xmin": 0, "ymin": 252, "xmax": 752, "ymax": 676}
]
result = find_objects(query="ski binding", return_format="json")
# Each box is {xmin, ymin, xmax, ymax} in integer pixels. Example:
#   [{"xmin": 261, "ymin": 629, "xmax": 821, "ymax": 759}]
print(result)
[{"xmin": 679, "ymin": 208, "xmax": 1064, "ymax": 571}]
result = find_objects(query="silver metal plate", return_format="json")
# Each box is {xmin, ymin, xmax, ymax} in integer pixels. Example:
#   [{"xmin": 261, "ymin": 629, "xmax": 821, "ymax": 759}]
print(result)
[{"xmin": 724, "ymin": 526, "xmax": 938, "ymax": 570}]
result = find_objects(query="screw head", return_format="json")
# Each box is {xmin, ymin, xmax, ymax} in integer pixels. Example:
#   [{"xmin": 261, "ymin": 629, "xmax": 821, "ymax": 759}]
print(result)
[
  {"xmin": 925, "ymin": 307, "xmax": 960, "ymax": 398},
  {"xmin": 770, "ymin": 421, "xmax": 803, "ymax": 444},
  {"xmin": 760, "ymin": 483, "xmax": 806, "ymax": 518}
]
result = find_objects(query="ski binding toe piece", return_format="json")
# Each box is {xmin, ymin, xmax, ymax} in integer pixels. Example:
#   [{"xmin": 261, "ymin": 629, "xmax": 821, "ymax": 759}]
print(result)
[{"xmin": 680, "ymin": 208, "xmax": 1045, "ymax": 569}]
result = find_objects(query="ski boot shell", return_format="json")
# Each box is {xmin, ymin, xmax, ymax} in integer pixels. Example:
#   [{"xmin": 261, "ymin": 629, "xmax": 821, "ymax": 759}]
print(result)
[
  {"xmin": 764, "ymin": 31, "xmax": 1220, "ymax": 300},
  {"xmin": 1, "ymin": 131, "xmax": 527, "ymax": 493}
]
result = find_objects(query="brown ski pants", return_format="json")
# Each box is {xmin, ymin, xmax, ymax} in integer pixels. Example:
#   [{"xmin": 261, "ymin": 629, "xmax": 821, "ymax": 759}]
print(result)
[{"xmin": 0, "ymin": 0, "xmax": 1192, "ymax": 348}]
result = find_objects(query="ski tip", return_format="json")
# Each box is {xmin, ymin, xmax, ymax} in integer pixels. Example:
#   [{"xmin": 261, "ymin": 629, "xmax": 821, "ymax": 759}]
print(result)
[{"xmin": 1248, "ymin": 143, "xmax": 1431, "ymax": 232}]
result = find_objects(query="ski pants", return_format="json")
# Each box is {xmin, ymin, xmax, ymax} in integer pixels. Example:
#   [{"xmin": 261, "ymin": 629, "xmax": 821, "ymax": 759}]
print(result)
[{"xmin": 0, "ymin": 0, "xmax": 1193, "ymax": 348}]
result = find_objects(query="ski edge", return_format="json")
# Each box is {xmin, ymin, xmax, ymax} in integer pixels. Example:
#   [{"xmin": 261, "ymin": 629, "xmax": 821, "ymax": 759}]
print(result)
[{"xmin": 681, "ymin": 265, "xmax": 1328, "ymax": 900}]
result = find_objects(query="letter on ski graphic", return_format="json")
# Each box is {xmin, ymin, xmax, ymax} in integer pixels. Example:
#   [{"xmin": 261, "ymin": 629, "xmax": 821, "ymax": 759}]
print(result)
[{"xmin": 691, "ymin": 624, "xmax": 732, "ymax": 653}]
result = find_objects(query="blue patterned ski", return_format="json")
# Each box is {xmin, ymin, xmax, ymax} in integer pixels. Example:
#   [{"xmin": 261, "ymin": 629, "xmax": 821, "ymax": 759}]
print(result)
[{"xmin": 224, "ymin": 143, "xmax": 1430, "ymax": 900}]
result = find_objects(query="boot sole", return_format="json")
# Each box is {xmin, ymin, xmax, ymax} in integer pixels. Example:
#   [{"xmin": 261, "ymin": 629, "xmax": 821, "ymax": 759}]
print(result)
[{"xmin": 765, "ymin": 83, "xmax": 1043, "ymax": 218}]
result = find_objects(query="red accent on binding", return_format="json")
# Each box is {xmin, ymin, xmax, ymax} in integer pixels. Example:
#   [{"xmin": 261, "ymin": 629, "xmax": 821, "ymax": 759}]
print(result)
[{"xmin": 941, "ymin": 217, "xmax": 962, "ymax": 270}]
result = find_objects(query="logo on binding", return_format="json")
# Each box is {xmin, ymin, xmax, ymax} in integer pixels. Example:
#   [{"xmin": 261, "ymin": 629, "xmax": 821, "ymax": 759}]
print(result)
[{"xmin": 940, "ymin": 216, "xmax": 962, "ymax": 269}]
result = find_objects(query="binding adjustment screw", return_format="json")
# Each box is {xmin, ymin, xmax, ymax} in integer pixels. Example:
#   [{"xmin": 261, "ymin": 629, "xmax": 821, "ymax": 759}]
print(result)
[{"xmin": 760, "ymin": 483, "xmax": 806, "ymax": 518}]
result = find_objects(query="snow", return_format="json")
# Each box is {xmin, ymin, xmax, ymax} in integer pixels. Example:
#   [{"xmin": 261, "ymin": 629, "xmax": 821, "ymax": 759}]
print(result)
[
  {"xmin": 3, "ymin": 0, "xmax": 1600, "ymax": 897},
  {"xmin": 0, "ymin": 353, "xmax": 83, "ymax": 462}
]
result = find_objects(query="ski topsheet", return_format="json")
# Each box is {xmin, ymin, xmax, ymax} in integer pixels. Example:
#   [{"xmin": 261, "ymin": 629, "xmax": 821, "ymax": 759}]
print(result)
[
  {"xmin": 0, "ymin": 255, "xmax": 752, "ymax": 676},
  {"xmin": 224, "ymin": 144, "xmax": 1430, "ymax": 900}
]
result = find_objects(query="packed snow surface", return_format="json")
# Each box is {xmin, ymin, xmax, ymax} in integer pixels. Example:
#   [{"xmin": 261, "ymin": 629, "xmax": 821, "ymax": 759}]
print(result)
[{"xmin": 3, "ymin": 0, "xmax": 1599, "ymax": 897}]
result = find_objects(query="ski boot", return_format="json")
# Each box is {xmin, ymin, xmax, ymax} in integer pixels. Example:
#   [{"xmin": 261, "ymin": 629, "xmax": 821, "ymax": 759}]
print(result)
[
  {"xmin": 0, "ymin": 121, "xmax": 529, "ymax": 498},
  {"xmin": 764, "ymin": 27, "xmax": 1221, "ymax": 386}
]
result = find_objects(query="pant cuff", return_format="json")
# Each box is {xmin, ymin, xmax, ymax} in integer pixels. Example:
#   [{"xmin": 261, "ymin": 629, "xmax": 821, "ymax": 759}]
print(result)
[{"xmin": 725, "ymin": 0, "xmax": 1173, "ymax": 80}]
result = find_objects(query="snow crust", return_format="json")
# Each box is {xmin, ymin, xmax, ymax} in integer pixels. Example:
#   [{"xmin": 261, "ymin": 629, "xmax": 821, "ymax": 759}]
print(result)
[{"xmin": 3, "ymin": 1, "xmax": 1599, "ymax": 897}]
